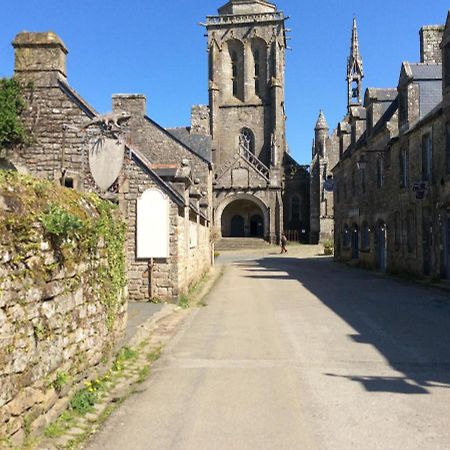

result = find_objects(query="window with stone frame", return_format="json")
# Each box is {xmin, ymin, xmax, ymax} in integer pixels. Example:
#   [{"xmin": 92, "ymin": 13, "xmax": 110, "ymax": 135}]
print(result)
[
  {"xmin": 376, "ymin": 157, "xmax": 384, "ymax": 188},
  {"xmin": 394, "ymin": 211, "xmax": 401, "ymax": 249},
  {"xmin": 400, "ymin": 147, "xmax": 409, "ymax": 188},
  {"xmin": 361, "ymin": 221, "xmax": 370, "ymax": 251},
  {"xmin": 239, "ymin": 128, "xmax": 255, "ymax": 155},
  {"xmin": 343, "ymin": 224, "xmax": 351, "ymax": 248},
  {"xmin": 421, "ymin": 132, "xmax": 433, "ymax": 182},
  {"xmin": 406, "ymin": 210, "xmax": 416, "ymax": 253},
  {"xmin": 351, "ymin": 169, "xmax": 356, "ymax": 195}
]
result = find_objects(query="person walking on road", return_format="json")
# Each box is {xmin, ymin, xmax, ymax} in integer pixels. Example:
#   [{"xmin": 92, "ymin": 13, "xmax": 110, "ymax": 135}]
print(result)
[{"xmin": 280, "ymin": 233, "xmax": 288, "ymax": 254}]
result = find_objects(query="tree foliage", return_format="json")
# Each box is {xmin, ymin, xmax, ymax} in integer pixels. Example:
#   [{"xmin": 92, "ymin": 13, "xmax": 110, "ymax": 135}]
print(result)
[{"xmin": 0, "ymin": 78, "xmax": 27, "ymax": 149}]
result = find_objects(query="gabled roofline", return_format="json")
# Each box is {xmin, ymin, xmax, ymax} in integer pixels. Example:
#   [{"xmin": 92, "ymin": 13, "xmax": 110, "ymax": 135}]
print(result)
[{"xmin": 57, "ymin": 79, "xmax": 97, "ymax": 119}]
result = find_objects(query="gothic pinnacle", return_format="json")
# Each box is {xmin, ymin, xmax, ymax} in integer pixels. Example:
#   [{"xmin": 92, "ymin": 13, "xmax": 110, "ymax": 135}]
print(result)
[{"xmin": 315, "ymin": 110, "xmax": 329, "ymax": 130}]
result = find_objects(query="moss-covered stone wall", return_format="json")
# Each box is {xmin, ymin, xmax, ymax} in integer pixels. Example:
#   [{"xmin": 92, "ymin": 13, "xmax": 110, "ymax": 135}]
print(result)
[{"xmin": 0, "ymin": 172, "xmax": 127, "ymax": 445}]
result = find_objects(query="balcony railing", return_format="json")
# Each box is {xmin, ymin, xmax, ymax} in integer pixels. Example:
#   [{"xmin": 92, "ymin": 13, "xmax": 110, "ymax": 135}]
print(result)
[
  {"xmin": 206, "ymin": 12, "xmax": 284, "ymax": 26},
  {"xmin": 240, "ymin": 146, "xmax": 270, "ymax": 181}
]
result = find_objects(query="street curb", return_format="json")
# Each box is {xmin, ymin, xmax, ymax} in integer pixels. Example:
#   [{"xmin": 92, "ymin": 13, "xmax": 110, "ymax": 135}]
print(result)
[{"xmin": 126, "ymin": 304, "xmax": 180, "ymax": 349}]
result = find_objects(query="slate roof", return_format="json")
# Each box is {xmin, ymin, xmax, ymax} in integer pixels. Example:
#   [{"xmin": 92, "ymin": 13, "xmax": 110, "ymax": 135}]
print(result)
[
  {"xmin": 409, "ymin": 63, "xmax": 442, "ymax": 80},
  {"xmin": 166, "ymin": 127, "xmax": 212, "ymax": 163}
]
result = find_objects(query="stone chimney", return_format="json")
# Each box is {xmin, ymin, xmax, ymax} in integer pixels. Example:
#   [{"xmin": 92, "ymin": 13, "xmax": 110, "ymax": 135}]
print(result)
[
  {"xmin": 13, "ymin": 31, "xmax": 68, "ymax": 83},
  {"xmin": 112, "ymin": 94, "xmax": 147, "ymax": 117},
  {"xmin": 190, "ymin": 105, "xmax": 210, "ymax": 136},
  {"xmin": 420, "ymin": 25, "xmax": 445, "ymax": 63}
]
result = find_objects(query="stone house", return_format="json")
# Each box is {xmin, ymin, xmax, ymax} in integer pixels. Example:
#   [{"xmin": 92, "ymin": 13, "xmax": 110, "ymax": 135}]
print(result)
[
  {"xmin": 331, "ymin": 11, "xmax": 450, "ymax": 281},
  {"xmin": 6, "ymin": 31, "xmax": 212, "ymax": 302},
  {"xmin": 204, "ymin": 0, "xmax": 310, "ymax": 243}
]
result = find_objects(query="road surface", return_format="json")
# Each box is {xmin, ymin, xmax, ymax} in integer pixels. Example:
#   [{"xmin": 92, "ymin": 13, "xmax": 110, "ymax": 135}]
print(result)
[{"xmin": 87, "ymin": 252, "xmax": 450, "ymax": 450}]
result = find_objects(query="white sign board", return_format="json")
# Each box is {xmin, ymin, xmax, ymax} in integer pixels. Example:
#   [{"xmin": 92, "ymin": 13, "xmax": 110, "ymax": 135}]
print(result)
[{"xmin": 136, "ymin": 189, "xmax": 169, "ymax": 259}]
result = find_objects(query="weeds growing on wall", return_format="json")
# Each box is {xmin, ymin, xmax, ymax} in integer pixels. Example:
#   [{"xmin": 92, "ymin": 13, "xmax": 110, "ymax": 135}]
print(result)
[{"xmin": 0, "ymin": 171, "xmax": 127, "ymax": 330}]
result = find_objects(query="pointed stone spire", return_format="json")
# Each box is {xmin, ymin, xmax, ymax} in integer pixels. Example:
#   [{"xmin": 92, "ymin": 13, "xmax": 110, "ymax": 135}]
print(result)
[
  {"xmin": 315, "ymin": 110, "xmax": 329, "ymax": 130},
  {"xmin": 314, "ymin": 111, "xmax": 328, "ymax": 157},
  {"xmin": 347, "ymin": 18, "xmax": 364, "ymax": 111}
]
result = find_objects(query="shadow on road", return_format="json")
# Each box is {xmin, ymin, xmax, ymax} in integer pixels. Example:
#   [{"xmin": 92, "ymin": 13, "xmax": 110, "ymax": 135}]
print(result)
[{"xmin": 238, "ymin": 256, "xmax": 450, "ymax": 395}]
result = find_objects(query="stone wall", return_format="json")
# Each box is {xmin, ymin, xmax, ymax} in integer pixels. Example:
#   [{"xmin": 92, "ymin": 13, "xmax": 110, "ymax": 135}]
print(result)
[{"xmin": 0, "ymin": 173, "xmax": 127, "ymax": 445}]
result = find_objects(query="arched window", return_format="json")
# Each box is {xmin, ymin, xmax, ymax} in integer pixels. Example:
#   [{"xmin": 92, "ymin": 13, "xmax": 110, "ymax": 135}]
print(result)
[
  {"xmin": 376, "ymin": 157, "xmax": 384, "ymax": 188},
  {"xmin": 254, "ymin": 49, "xmax": 260, "ymax": 96},
  {"xmin": 231, "ymin": 50, "xmax": 238, "ymax": 97},
  {"xmin": 251, "ymin": 38, "xmax": 267, "ymax": 99},
  {"xmin": 239, "ymin": 128, "xmax": 255, "ymax": 155}
]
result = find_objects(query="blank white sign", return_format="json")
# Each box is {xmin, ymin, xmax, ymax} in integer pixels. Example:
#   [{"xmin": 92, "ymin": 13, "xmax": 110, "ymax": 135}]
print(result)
[{"xmin": 136, "ymin": 189, "xmax": 169, "ymax": 259}]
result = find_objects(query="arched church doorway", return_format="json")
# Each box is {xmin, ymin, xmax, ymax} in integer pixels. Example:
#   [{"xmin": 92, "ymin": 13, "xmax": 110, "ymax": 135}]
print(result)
[
  {"xmin": 230, "ymin": 215, "xmax": 245, "ymax": 237},
  {"xmin": 220, "ymin": 198, "xmax": 267, "ymax": 239}
]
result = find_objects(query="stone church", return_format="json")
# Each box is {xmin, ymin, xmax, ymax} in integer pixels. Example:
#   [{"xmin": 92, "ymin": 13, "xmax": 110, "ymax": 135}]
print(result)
[
  {"xmin": 309, "ymin": 19, "xmax": 362, "ymax": 244},
  {"xmin": 185, "ymin": 0, "xmax": 310, "ymax": 243}
]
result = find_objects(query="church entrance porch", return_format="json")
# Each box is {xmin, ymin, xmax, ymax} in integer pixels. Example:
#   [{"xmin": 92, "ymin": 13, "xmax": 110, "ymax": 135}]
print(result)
[{"xmin": 220, "ymin": 198, "xmax": 266, "ymax": 239}]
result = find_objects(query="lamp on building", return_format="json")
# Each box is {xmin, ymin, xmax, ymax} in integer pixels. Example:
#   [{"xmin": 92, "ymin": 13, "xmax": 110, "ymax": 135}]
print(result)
[{"xmin": 356, "ymin": 154, "xmax": 367, "ymax": 170}]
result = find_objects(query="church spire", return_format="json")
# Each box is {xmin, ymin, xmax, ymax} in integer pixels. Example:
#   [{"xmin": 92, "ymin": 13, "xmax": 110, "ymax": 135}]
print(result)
[{"xmin": 347, "ymin": 18, "xmax": 364, "ymax": 111}]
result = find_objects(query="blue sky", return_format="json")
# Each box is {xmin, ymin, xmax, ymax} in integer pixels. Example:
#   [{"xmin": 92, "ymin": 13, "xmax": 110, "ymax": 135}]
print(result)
[{"xmin": 0, "ymin": 1, "xmax": 449, "ymax": 164}]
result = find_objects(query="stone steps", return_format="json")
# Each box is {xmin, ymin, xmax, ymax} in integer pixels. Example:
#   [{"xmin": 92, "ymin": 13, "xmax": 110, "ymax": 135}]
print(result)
[{"xmin": 215, "ymin": 238, "xmax": 270, "ymax": 251}]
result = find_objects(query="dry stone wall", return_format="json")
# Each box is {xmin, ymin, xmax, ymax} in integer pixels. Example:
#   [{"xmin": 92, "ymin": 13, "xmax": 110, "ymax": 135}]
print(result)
[{"xmin": 0, "ymin": 172, "xmax": 127, "ymax": 445}]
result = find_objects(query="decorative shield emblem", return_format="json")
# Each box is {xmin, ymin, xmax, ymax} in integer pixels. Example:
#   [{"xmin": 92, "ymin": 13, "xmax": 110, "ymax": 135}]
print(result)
[{"xmin": 89, "ymin": 137, "xmax": 125, "ymax": 191}]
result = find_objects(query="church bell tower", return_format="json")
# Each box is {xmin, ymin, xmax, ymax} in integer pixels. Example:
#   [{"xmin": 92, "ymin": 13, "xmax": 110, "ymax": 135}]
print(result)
[
  {"xmin": 206, "ymin": 0, "xmax": 287, "ymax": 178},
  {"xmin": 205, "ymin": 0, "xmax": 288, "ymax": 243}
]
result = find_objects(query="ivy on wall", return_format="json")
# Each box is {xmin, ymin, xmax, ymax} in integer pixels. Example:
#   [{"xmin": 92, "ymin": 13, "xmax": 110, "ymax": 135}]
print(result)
[
  {"xmin": 0, "ymin": 171, "xmax": 127, "ymax": 329},
  {"xmin": 0, "ymin": 78, "xmax": 29, "ymax": 150}
]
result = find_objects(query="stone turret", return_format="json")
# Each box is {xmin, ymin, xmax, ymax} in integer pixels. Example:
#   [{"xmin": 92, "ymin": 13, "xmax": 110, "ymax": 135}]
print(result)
[
  {"xmin": 314, "ymin": 110, "xmax": 329, "ymax": 157},
  {"xmin": 347, "ymin": 18, "xmax": 364, "ymax": 111},
  {"xmin": 13, "ymin": 31, "xmax": 68, "ymax": 85}
]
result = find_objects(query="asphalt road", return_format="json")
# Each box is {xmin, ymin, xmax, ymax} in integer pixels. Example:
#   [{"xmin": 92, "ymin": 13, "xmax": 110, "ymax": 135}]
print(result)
[{"xmin": 87, "ymin": 253, "xmax": 450, "ymax": 450}]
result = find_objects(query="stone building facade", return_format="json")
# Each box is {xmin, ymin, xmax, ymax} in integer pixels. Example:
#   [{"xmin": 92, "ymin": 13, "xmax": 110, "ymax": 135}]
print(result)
[
  {"xmin": 331, "ymin": 11, "xmax": 450, "ymax": 281},
  {"xmin": 204, "ymin": 0, "xmax": 309, "ymax": 243},
  {"xmin": 309, "ymin": 19, "xmax": 364, "ymax": 244},
  {"xmin": 6, "ymin": 31, "xmax": 212, "ymax": 302}
]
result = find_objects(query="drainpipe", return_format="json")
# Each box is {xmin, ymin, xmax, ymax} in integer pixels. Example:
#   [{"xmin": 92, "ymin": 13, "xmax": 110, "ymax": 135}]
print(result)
[{"xmin": 148, "ymin": 258, "xmax": 154, "ymax": 299}]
